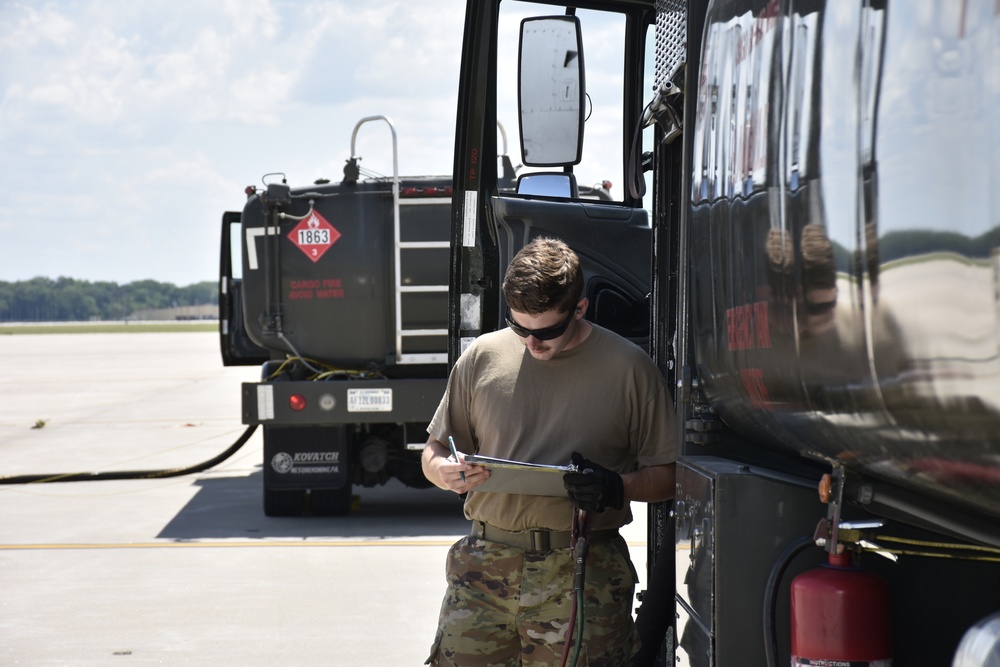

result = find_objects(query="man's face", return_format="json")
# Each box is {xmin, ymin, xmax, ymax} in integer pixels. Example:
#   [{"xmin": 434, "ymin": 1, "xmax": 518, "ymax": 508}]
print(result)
[{"xmin": 506, "ymin": 300, "xmax": 587, "ymax": 360}]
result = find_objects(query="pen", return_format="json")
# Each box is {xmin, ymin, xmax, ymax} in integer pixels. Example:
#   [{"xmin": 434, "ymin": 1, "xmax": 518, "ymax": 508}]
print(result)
[{"xmin": 448, "ymin": 436, "xmax": 466, "ymax": 482}]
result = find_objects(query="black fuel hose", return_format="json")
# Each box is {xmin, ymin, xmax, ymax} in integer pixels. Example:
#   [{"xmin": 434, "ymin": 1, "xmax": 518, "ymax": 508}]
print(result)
[
  {"xmin": 0, "ymin": 424, "xmax": 258, "ymax": 484},
  {"xmin": 763, "ymin": 535, "xmax": 815, "ymax": 667},
  {"xmin": 559, "ymin": 507, "xmax": 590, "ymax": 667}
]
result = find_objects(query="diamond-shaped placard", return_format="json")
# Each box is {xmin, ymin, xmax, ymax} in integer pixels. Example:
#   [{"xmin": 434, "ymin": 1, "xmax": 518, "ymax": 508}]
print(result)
[{"xmin": 287, "ymin": 210, "xmax": 341, "ymax": 263}]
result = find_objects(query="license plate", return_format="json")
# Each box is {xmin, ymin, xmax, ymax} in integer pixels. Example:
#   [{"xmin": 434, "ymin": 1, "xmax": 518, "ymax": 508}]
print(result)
[{"xmin": 347, "ymin": 388, "xmax": 393, "ymax": 412}]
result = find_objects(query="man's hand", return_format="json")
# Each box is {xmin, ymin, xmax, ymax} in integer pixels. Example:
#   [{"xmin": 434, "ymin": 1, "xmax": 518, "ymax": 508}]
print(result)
[
  {"xmin": 421, "ymin": 437, "xmax": 489, "ymax": 494},
  {"xmin": 563, "ymin": 452, "xmax": 624, "ymax": 512}
]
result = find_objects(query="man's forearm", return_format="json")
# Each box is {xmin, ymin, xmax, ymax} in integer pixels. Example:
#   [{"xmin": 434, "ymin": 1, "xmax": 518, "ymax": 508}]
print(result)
[{"xmin": 622, "ymin": 463, "xmax": 676, "ymax": 503}]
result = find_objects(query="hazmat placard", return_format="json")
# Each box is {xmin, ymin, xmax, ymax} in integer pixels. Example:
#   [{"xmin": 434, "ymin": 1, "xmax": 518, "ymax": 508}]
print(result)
[{"xmin": 288, "ymin": 210, "xmax": 341, "ymax": 262}]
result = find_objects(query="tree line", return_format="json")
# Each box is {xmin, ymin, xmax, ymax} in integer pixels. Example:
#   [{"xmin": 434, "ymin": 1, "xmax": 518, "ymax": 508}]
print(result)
[{"xmin": 0, "ymin": 277, "xmax": 217, "ymax": 322}]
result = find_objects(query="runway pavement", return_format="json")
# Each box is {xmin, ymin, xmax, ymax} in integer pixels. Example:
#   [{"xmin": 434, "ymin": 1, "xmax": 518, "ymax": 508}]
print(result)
[{"xmin": 0, "ymin": 331, "xmax": 648, "ymax": 666}]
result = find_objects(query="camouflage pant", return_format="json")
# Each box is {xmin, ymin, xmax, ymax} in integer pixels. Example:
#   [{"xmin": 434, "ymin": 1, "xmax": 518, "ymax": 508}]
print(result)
[{"xmin": 425, "ymin": 534, "xmax": 640, "ymax": 666}]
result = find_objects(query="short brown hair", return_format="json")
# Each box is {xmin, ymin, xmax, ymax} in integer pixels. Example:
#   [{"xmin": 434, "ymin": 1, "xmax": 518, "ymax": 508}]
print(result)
[
  {"xmin": 502, "ymin": 237, "xmax": 583, "ymax": 314},
  {"xmin": 801, "ymin": 223, "xmax": 836, "ymax": 291}
]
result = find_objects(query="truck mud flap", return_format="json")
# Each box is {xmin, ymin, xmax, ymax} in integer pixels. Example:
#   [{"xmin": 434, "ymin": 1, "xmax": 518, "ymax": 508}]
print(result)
[{"xmin": 263, "ymin": 425, "xmax": 351, "ymax": 516}]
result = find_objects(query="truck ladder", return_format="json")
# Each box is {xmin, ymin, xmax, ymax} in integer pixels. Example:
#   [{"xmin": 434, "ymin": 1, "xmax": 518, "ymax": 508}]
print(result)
[{"xmin": 350, "ymin": 116, "xmax": 449, "ymax": 366}]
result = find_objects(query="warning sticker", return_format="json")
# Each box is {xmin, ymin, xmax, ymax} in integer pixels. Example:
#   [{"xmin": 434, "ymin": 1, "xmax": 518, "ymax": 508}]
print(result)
[
  {"xmin": 287, "ymin": 278, "xmax": 345, "ymax": 301},
  {"xmin": 287, "ymin": 210, "xmax": 341, "ymax": 263}
]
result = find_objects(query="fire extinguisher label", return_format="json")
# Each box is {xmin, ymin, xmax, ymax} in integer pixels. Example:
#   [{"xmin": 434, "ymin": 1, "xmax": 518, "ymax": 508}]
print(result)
[{"xmin": 793, "ymin": 660, "xmax": 892, "ymax": 666}]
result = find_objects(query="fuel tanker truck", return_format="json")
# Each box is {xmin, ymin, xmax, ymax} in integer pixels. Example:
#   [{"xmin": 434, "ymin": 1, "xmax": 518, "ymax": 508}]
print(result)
[
  {"xmin": 448, "ymin": 1, "xmax": 1000, "ymax": 665},
  {"xmin": 218, "ymin": 116, "xmax": 496, "ymax": 516}
]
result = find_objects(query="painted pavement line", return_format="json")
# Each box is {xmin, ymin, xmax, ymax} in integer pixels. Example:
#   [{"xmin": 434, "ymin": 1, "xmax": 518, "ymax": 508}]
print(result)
[{"xmin": 1, "ymin": 539, "xmax": 648, "ymax": 551}]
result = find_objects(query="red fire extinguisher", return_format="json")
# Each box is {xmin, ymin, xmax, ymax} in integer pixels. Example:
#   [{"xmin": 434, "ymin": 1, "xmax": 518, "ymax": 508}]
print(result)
[{"xmin": 790, "ymin": 550, "xmax": 892, "ymax": 666}]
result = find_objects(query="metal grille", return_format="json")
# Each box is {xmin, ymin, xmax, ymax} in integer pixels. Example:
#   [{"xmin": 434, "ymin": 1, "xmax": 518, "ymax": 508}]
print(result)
[{"xmin": 655, "ymin": 0, "xmax": 687, "ymax": 88}]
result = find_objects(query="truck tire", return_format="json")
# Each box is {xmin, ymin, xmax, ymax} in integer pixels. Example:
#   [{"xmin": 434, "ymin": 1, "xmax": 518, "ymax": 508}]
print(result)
[
  {"xmin": 264, "ymin": 488, "xmax": 306, "ymax": 516},
  {"xmin": 311, "ymin": 485, "xmax": 353, "ymax": 516}
]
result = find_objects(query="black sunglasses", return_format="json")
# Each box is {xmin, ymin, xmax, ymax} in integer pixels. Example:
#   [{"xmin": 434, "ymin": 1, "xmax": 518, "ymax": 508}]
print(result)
[
  {"xmin": 505, "ymin": 307, "xmax": 575, "ymax": 341},
  {"xmin": 804, "ymin": 299, "xmax": 837, "ymax": 315}
]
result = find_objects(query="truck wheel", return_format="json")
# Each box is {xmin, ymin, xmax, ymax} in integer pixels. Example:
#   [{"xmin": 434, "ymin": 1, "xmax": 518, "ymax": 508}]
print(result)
[
  {"xmin": 311, "ymin": 486, "xmax": 353, "ymax": 516},
  {"xmin": 264, "ymin": 488, "xmax": 305, "ymax": 516}
]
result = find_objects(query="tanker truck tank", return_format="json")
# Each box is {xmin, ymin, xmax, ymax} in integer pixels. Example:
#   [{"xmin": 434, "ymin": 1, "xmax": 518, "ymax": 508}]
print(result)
[{"xmin": 686, "ymin": 0, "xmax": 1000, "ymax": 527}]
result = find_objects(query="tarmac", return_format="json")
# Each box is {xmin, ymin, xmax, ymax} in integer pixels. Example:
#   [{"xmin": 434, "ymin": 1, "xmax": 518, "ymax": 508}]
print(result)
[{"xmin": 0, "ymin": 331, "xmax": 648, "ymax": 666}]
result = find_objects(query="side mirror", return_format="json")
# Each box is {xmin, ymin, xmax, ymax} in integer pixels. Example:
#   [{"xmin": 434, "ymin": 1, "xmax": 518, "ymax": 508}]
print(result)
[
  {"xmin": 516, "ymin": 172, "xmax": 578, "ymax": 198},
  {"xmin": 518, "ymin": 16, "xmax": 585, "ymax": 167}
]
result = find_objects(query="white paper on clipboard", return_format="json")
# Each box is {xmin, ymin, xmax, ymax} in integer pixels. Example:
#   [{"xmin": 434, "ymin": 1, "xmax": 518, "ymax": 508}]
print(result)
[{"xmin": 464, "ymin": 455, "xmax": 577, "ymax": 496}]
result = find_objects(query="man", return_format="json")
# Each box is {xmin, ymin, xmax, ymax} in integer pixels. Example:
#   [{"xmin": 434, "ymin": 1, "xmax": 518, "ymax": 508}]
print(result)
[{"xmin": 422, "ymin": 237, "xmax": 677, "ymax": 666}]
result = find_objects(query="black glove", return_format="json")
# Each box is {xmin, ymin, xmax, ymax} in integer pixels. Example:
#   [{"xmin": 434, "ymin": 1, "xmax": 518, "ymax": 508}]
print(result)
[{"xmin": 563, "ymin": 452, "xmax": 624, "ymax": 513}]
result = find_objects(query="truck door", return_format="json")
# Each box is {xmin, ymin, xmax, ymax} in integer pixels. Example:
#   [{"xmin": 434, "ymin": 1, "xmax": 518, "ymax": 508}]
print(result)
[
  {"xmin": 219, "ymin": 210, "xmax": 269, "ymax": 366},
  {"xmin": 449, "ymin": 3, "xmax": 657, "ymax": 361},
  {"xmin": 450, "ymin": 2, "xmax": 678, "ymax": 662}
]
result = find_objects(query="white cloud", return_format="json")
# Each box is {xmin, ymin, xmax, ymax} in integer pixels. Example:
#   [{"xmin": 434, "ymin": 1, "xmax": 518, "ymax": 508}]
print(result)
[{"xmin": 0, "ymin": 0, "xmax": 466, "ymax": 285}]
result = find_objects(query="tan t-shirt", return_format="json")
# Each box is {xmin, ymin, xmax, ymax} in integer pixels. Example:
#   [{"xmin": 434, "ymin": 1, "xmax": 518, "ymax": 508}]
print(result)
[{"xmin": 428, "ymin": 324, "xmax": 677, "ymax": 532}]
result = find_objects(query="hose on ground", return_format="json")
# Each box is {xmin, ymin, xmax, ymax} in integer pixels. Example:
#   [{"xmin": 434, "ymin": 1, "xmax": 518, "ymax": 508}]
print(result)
[{"xmin": 0, "ymin": 424, "xmax": 259, "ymax": 484}]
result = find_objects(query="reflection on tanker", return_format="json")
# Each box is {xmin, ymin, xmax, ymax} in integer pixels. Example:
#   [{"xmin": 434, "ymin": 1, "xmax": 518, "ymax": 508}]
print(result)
[{"xmin": 688, "ymin": 0, "xmax": 1000, "ymax": 518}]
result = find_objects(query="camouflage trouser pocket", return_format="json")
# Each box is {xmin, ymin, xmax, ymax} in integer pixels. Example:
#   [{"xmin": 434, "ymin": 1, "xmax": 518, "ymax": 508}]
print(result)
[
  {"xmin": 611, "ymin": 534, "xmax": 641, "ymax": 585},
  {"xmin": 424, "ymin": 628, "xmax": 443, "ymax": 665}
]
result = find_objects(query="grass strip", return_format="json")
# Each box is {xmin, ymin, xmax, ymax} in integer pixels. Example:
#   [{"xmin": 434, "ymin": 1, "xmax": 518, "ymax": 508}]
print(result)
[{"xmin": 0, "ymin": 322, "xmax": 217, "ymax": 335}]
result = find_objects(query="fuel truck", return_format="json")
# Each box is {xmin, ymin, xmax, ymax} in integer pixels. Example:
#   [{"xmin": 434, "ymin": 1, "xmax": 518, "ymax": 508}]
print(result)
[
  {"xmin": 219, "ymin": 116, "xmax": 461, "ymax": 516},
  {"xmin": 448, "ymin": 1, "xmax": 1000, "ymax": 665}
]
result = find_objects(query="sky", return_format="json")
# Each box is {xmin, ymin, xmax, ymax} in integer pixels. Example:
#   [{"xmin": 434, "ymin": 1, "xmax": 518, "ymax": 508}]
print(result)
[{"xmin": 0, "ymin": 0, "xmax": 467, "ymax": 287}]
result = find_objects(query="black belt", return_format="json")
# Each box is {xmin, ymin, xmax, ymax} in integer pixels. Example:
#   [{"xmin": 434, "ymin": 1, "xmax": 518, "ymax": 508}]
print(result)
[{"xmin": 471, "ymin": 521, "xmax": 620, "ymax": 553}]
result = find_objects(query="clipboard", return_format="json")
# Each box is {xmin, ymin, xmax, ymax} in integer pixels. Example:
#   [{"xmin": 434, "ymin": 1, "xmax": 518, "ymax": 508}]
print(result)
[{"xmin": 464, "ymin": 454, "xmax": 578, "ymax": 496}]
